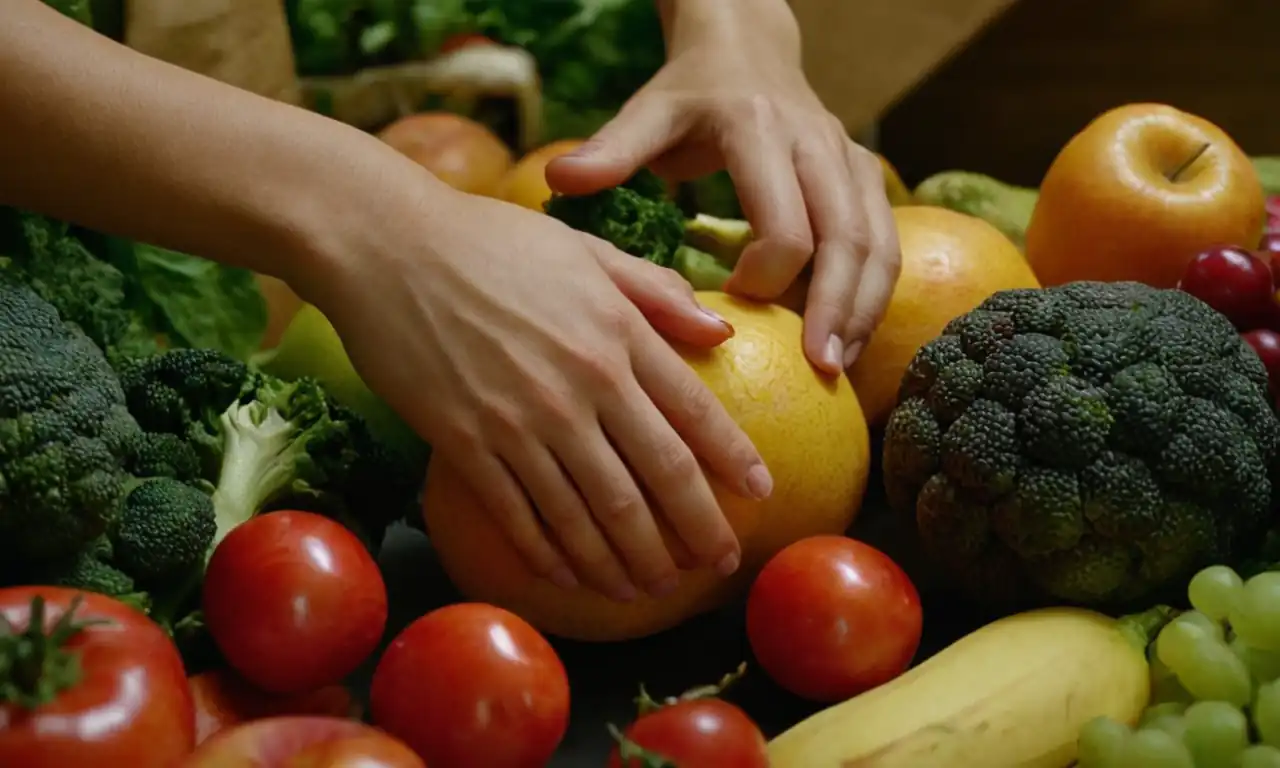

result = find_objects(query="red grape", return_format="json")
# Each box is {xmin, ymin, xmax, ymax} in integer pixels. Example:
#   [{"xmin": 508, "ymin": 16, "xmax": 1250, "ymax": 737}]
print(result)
[
  {"xmin": 1260, "ymin": 233, "xmax": 1280, "ymax": 256},
  {"xmin": 1243, "ymin": 329, "xmax": 1280, "ymax": 397},
  {"xmin": 1266, "ymin": 195, "xmax": 1280, "ymax": 233},
  {"xmin": 1178, "ymin": 246, "xmax": 1274, "ymax": 330}
]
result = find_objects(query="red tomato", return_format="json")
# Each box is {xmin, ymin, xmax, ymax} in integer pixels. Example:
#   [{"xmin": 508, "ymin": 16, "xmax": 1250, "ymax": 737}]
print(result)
[
  {"xmin": 190, "ymin": 669, "xmax": 361, "ymax": 744},
  {"xmin": 607, "ymin": 698, "xmax": 768, "ymax": 768},
  {"xmin": 369, "ymin": 603, "xmax": 569, "ymax": 767},
  {"xmin": 0, "ymin": 587, "xmax": 195, "ymax": 767},
  {"xmin": 203, "ymin": 510, "xmax": 388, "ymax": 695},
  {"xmin": 746, "ymin": 536, "xmax": 922, "ymax": 703},
  {"xmin": 182, "ymin": 715, "xmax": 424, "ymax": 768}
]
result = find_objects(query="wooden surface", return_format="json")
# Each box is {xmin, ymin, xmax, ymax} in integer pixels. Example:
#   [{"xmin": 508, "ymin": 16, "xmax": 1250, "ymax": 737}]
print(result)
[
  {"xmin": 879, "ymin": 0, "xmax": 1280, "ymax": 187},
  {"xmin": 793, "ymin": 0, "xmax": 1021, "ymax": 133}
]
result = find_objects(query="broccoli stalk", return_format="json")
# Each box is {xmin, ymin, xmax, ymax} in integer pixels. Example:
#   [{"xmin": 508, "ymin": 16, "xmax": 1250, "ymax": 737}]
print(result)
[{"xmin": 208, "ymin": 385, "xmax": 337, "ymax": 549}]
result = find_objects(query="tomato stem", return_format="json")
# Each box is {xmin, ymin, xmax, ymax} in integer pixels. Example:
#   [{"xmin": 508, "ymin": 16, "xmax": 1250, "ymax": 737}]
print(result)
[
  {"xmin": 633, "ymin": 661, "xmax": 748, "ymax": 717},
  {"xmin": 0, "ymin": 594, "xmax": 107, "ymax": 709},
  {"xmin": 607, "ymin": 723, "xmax": 679, "ymax": 768}
]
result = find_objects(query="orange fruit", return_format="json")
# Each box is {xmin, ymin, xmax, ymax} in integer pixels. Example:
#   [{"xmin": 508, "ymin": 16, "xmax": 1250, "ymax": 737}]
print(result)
[
  {"xmin": 377, "ymin": 112, "xmax": 513, "ymax": 197},
  {"xmin": 423, "ymin": 292, "xmax": 870, "ymax": 642},
  {"xmin": 1025, "ymin": 103, "xmax": 1265, "ymax": 289},
  {"xmin": 497, "ymin": 139, "xmax": 586, "ymax": 211},
  {"xmin": 878, "ymin": 154, "xmax": 915, "ymax": 207},
  {"xmin": 848, "ymin": 206, "xmax": 1041, "ymax": 426}
]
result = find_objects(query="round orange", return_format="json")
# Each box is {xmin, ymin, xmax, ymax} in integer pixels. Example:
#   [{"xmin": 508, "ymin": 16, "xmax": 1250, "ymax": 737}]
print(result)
[
  {"xmin": 498, "ymin": 140, "xmax": 587, "ymax": 211},
  {"xmin": 377, "ymin": 112, "xmax": 513, "ymax": 197},
  {"xmin": 848, "ymin": 206, "xmax": 1041, "ymax": 426},
  {"xmin": 1025, "ymin": 103, "xmax": 1265, "ymax": 289},
  {"xmin": 422, "ymin": 292, "xmax": 870, "ymax": 642}
]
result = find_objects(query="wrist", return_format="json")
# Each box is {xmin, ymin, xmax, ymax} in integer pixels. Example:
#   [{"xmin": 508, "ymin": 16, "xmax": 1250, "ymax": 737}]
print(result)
[
  {"xmin": 272, "ymin": 127, "xmax": 458, "ymax": 311},
  {"xmin": 657, "ymin": 0, "xmax": 800, "ymax": 62}
]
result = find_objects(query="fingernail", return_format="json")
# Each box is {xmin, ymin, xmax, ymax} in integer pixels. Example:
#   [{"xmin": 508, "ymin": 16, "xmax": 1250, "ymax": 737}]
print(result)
[
  {"xmin": 565, "ymin": 140, "xmax": 599, "ymax": 159},
  {"xmin": 549, "ymin": 567, "xmax": 578, "ymax": 590},
  {"xmin": 824, "ymin": 334, "xmax": 843, "ymax": 371},
  {"xmin": 700, "ymin": 306, "xmax": 734, "ymax": 335},
  {"xmin": 612, "ymin": 581, "xmax": 639, "ymax": 602},
  {"xmin": 648, "ymin": 574, "xmax": 680, "ymax": 598},
  {"xmin": 745, "ymin": 463, "xmax": 773, "ymax": 500},
  {"xmin": 715, "ymin": 551, "xmax": 741, "ymax": 576},
  {"xmin": 843, "ymin": 340, "xmax": 864, "ymax": 369}
]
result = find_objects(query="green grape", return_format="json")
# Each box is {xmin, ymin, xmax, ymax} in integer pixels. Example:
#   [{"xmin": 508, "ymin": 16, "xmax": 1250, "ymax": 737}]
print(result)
[
  {"xmin": 1116, "ymin": 728, "xmax": 1195, "ymax": 767},
  {"xmin": 1241, "ymin": 744, "xmax": 1280, "ymax": 768},
  {"xmin": 1150, "ymin": 674, "xmax": 1195, "ymax": 707},
  {"xmin": 1175, "ymin": 610, "xmax": 1226, "ymax": 642},
  {"xmin": 1158, "ymin": 619, "xmax": 1214, "ymax": 673},
  {"xmin": 1140, "ymin": 702, "xmax": 1189, "ymax": 727},
  {"xmin": 1188, "ymin": 565, "xmax": 1244, "ymax": 622},
  {"xmin": 1254, "ymin": 679, "xmax": 1280, "ymax": 747},
  {"xmin": 1181, "ymin": 700, "xmax": 1248, "ymax": 767},
  {"xmin": 1144, "ymin": 714, "xmax": 1186, "ymax": 741},
  {"xmin": 1173, "ymin": 638, "xmax": 1253, "ymax": 706},
  {"xmin": 1150, "ymin": 650, "xmax": 1177, "ymax": 684},
  {"xmin": 1230, "ymin": 573, "xmax": 1280, "ymax": 652},
  {"xmin": 1078, "ymin": 716, "xmax": 1131, "ymax": 767},
  {"xmin": 1231, "ymin": 635, "xmax": 1280, "ymax": 685}
]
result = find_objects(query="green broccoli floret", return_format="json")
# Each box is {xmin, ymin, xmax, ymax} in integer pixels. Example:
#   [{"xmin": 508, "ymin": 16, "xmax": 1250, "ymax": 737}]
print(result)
[
  {"xmin": 545, "ymin": 169, "xmax": 686, "ymax": 267},
  {"xmin": 0, "ymin": 276, "xmax": 144, "ymax": 571},
  {"xmin": 125, "ymin": 431, "xmax": 204, "ymax": 485},
  {"xmin": 883, "ymin": 281, "xmax": 1280, "ymax": 612},
  {"xmin": 118, "ymin": 348, "xmax": 407, "ymax": 551},
  {"xmin": 111, "ymin": 477, "xmax": 216, "ymax": 583},
  {"xmin": 43, "ymin": 536, "xmax": 134, "ymax": 595},
  {"xmin": 545, "ymin": 172, "xmax": 757, "ymax": 292},
  {"xmin": 0, "ymin": 210, "xmax": 161, "ymax": 363}
]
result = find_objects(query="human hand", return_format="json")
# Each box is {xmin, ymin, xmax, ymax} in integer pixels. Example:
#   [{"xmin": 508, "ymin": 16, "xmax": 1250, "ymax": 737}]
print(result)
[
  {"xmin": 546, "ymin": 0, "xmax": 900, "ymax": 375},
  {"xmin": 303, "ymin": 174, "xmax": 771, "ymax": 602}
]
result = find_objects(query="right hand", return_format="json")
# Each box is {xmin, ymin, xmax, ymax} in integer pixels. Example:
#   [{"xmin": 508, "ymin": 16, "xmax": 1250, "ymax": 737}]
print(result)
[{"xmin": 304, "ymin": 174, "xmax": 772, "ymax": 602}]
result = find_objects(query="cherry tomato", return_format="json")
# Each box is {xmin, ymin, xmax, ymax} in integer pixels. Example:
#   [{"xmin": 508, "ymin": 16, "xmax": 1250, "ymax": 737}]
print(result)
[
  {"xmin": 203, "ymin": 510, "xmax": 388, "ymax": 695},
  {"xmin": 0, "ymin": 587, "xmax": 195, "ymax": 768},
  {"xmin": 746, "ymin": 536, "xmax": 923, "ymax": 703},
  {"xmin": 607, "ymin": 698, "xmax": 768, "ymax": 768},
  {"xmin": 190, "ymin": 669, "xmax": 360, "ymax": 744},
  {"xmin": 369, "ymin": 603, "xmax": 569, "ymax": 768},
  {"xmin": 182, "ymin": 715, "xmax": 424, "ymax": 768}
]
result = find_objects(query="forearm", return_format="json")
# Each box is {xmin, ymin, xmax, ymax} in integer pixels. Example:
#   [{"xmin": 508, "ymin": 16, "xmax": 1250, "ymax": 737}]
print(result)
[
  {"xmin": 655, "ymin": 0, "xmax": 800, "ymax": 61},
  {"xmin": 0, "ymin": 0, "xmax": 436, "ymax": 287}
]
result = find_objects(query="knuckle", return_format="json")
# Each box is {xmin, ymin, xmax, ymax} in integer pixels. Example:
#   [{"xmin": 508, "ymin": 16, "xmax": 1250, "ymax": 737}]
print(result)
[
  {"xmin": 731, "ymin": 93, "xmax": 780, "ymax": 125},
  {"xmin": 533, "ymin": 385, "xmax": 580, "ymax": 431},
  {"xmin": 476, "ymin": 398, "xmax": 527, "ymax": 444},
  {"xmin": 673, "ymin": 378, "xmax": 718, "ymax": 427},
  {"xmin": 593, "ymin": 490, "xmax": 645, "ymax": 528},
  {"xmin": 654, "ymin": 444, "xmax": 702, "ymax": 484},
  {"xmin": 773, "ymin": 228, "xmax": 815, "ymax": 261},
  {"xmin": 571, "ymin": 348, "xmax": 629, "ymax": 394}
]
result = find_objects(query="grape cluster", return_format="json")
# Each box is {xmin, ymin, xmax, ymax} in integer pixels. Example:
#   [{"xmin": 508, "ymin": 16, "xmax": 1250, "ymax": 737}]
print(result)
[{"xmin": 1078, "ymin": 566, "xmax": 1280, "ymax": 767}]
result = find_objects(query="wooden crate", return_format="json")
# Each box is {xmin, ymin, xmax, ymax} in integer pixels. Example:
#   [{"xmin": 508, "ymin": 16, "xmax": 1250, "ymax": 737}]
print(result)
[{"xmin": 876, "ymin": 0, "xmax": 1280, "ymax": 186}]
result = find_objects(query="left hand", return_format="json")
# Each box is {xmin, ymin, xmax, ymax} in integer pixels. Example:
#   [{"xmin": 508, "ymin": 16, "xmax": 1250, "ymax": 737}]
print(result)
[{"xmin": 546, "ymin": 0, "xmax": 900, "ymax": 374}]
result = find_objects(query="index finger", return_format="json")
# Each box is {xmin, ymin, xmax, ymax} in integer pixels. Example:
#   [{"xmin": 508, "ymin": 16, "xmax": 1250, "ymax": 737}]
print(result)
[{"xmin": 720, "ymin": 124, "xmax": 813, "ymax": 300}]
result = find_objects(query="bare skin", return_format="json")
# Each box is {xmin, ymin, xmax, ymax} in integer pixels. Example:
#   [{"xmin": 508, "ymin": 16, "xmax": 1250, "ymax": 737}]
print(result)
[{"xmin": 0, "ymin": 0, "xmax": 897, "ymax": 601}]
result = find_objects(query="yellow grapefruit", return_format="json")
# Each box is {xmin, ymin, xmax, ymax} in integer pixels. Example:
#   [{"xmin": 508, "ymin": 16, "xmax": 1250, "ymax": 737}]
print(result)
[
  {"xmin": 423, "ymin": 292, "xmax": 870, "ymax": 641},
  {"xmin": 848, "ymin": 206, "xmax": 1041, "ymax": 426}
]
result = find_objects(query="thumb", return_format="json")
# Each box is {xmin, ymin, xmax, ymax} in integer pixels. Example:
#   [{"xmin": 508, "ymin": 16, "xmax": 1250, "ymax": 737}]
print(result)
[
  {"xmin": 591, "ymin": 239, "xmax": 734, "ymax": 348},
  {"xmin": 546, "ymin": 100, "xmax": 684, "ymax": 196}
]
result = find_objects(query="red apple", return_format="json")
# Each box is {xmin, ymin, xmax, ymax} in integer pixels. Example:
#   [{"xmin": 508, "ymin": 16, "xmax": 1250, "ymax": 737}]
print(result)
[
  {"xmin": 181, "ymin": 716, "xmax": 425, "ymax": 768},
  {"xmin": 1179, "ymin": 245, "xmax": 1275, "ymax": 330}
]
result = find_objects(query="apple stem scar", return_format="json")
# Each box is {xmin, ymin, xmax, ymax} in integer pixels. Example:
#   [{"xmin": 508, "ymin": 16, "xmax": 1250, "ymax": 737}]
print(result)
[{"xmin": 1168, "ymin": 142, "xmax": 1212, "ymax": 182}]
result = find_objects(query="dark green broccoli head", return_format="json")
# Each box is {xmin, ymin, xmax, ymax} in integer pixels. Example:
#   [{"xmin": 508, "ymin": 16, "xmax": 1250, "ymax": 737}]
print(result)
[
  {"xmin": 112, "ymin": 477, "xmax": 216, "ymax": 583},
  {"xmin": 883, "ymin": 281, "xmax": 1280, "ymax": 611},
  {"xmin": 0, "ymin": 210, "xmax": 161, "ymax": 363},
  {"xmin": 0, "ymin": 278, "xmax": 143, "ymax": 568},
  {"xmin": 544, "ymin": 169, "xmax": 685, "ymax": 267}
]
